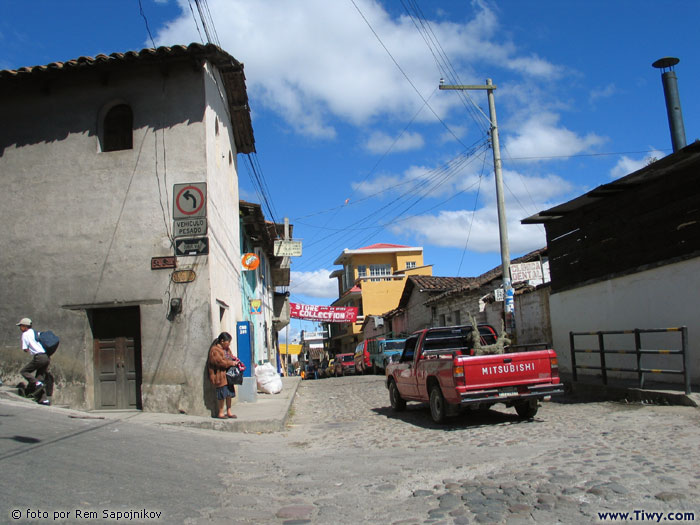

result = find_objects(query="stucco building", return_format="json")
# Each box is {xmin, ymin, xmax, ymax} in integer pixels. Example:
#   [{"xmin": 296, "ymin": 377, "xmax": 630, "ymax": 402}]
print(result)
[
  {"xmin": 0, "ymin": 44, "xmax": 259, "ymax": 416},
  {"xmin": 327, "ymin": 243, "xmax": 432, "ymax": 353},
  {"xmin": 239, "ymin": 200, "xmax": 291, "ymax": 373}
]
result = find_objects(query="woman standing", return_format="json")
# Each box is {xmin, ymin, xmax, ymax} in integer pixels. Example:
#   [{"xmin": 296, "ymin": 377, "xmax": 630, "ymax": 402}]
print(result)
[{"xmin": 208, "ymin": 332, "xmax": 243, "ymax": 419}]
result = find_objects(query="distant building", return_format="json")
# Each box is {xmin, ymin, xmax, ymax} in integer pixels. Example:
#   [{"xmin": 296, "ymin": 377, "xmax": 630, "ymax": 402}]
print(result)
[
  {"xmin": 0, "ymin": 44, "xmax": 257, "ymax": 415},
  {"xmin": 327, "ymin": 243, "xmax": 432, "ymax": 353},
  {"xmin": 239, "ymin": 200, "xmax": 291, "ymax": 371}
]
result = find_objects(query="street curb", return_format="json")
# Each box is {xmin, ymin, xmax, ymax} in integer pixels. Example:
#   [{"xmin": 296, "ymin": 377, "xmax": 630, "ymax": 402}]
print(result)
[
  {"xmin": 562, "ymin": 378, "xmax": 699, "ymax": 407},
  {"xmin": 0, "ymin": 377, "xmax": 302, "ymax": 433}
]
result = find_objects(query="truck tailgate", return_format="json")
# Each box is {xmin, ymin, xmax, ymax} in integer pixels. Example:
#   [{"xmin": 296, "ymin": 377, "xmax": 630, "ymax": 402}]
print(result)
[{"xmin": 460, "ymin": 350, "xmax": 558, "ymax": 391}]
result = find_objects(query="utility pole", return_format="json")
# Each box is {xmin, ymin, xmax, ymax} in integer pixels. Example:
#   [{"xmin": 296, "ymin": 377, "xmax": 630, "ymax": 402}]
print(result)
[{"xmin": 439, "ymin": 79, "xmax": 515, "ymax": 335}]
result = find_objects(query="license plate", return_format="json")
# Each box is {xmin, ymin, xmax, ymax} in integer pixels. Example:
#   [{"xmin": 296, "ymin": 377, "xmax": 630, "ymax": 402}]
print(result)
[{"xmin": 498, "ymin": 388, "xmax": 517, "ymax": 397}]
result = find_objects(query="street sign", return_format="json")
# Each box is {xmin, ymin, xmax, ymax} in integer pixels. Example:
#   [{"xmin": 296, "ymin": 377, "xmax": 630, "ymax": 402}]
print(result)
[
  {"xmin": 510, "ymin": 262, "xmax": 543, "ymax": 283},
  {"xmin": 274, "ymin": 240, "xmax": 302, "ymax": 257},
  {"xmin": 173, "ymin": 183, "xmax": 207, "ymax": 219},
  {"xmin": 494, "ymin": 288, "xmax": 504, "ymax": 302},
  {"xmin": 174, "ymin": 217, "xmax": 207, "ymax": 238},
  {"xmin": 175, "ymin": 237, "xmax": 209, "ymax": 256},
  {"xmin": 151, "ymin": 256, "xmax": 176, "ymax": 270},
  {"xmin": 172, "ymin": 270, "xmax": 196, "ymax": 283}
]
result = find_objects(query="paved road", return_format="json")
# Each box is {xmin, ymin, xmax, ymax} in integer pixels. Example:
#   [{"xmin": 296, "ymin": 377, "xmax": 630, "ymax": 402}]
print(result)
[
  {"xmin": 237, "ymin": 375, "xmax": 700, "ymax": 525},
  {"xmin": 2, "ymin": 375, "xmax": 699, "ymax": 524}
]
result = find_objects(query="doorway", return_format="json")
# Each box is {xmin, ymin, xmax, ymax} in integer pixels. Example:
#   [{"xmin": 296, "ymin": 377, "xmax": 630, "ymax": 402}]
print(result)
[{"xmin": 90, "ymin": 306, "xmax": 143, "ymax": 410}]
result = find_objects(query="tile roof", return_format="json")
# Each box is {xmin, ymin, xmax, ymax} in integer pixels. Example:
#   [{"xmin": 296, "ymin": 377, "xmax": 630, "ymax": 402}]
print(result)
[
  {"xmin": 0, "ymin": 43, "xmax": 255, "ymax": 154},
  {"xmin": 397, "ymin": 275, "xmax": 476, "ymax": 309},
  {"xmin": 424, "ymin": 247, "xmax": 547, "ymax": 305}
]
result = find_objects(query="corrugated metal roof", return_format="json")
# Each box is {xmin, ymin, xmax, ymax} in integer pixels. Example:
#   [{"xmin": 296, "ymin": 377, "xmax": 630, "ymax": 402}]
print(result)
[
  {"xmin": 0, "ymin": 43, "xmax": 255, "ymax": 154},
  {"xmin": 522, "ymin": 141, "xmax": 700, "ymax": 224}
]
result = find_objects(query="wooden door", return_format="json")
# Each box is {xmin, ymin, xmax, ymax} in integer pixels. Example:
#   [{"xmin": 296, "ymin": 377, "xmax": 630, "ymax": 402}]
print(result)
[
  {"xmin": 94, "ymin": 337, "xmax": 139, "ymax": 409},
  {"xmin": 91, "ymin": 307, "xmax": 142, "ymax": 410}
]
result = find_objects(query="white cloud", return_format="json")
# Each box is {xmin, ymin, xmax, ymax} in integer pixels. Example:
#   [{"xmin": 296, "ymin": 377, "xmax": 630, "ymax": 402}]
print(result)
[
  {"xmin": 590, "ymin": 83, "xmax": 617, "ymax": 103},
  {"xmin": 388, "ymin": 169, "xmax": 572, "ymax": 254},
  {"xmin": 155, "ymin": 0, "xmax": 559, "ymax": 137},
  {"xmin": 391, "ymin": 206, "xmax": 546, "ymax": 254},
  {"xmin": 610, "ymin": 149, "xmax": 664, "ymax": 179},
  {"xmin": 289, "ymin": 268, "xmax": 337, "ymax": 298},
  {"xmin": 364, "ymin": 130, "xmax": 424, "ymax": 154},
  {"xmin": 505, "ymin": 112, "xmax": 605, "ymax": 160}
]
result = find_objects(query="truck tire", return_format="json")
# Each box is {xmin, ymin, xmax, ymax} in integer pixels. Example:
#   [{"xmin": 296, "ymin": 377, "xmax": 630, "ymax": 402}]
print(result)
[
  {"xmin": 515, "ymin": 399, "xmax": 538, "ymax": 419},
  {"xmin": 388, "ymin": 380, "xmax": 406, "ymax": 411},
  {"xmin": 372, "ymin": 361, "xmax": 377, "ymax": 375},
  {"xmin": 429, "ymin": 385, "xmax": 447, "ymax": 424}
]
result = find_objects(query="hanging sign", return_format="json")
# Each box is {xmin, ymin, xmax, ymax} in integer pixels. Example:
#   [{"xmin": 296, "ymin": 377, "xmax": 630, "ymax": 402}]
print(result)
[
  {"xmin": 249, "ymin": 299, "xmax": 262, "ymax": 314},
  {"xmin": 274, "ymin": 240, "xmax": 303, "ymax": 256},
  {"xmin": 242, "ymin": 253, "xmax": 260, "ymax": 270},
  {"xmin": 290, "ymin": 303, "xmax": 358, "ymax": 323}
]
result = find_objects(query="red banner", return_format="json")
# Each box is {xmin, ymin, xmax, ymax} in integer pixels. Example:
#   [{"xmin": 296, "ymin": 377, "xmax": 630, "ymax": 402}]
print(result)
[{"xmin": 290, "ymin": 303, "xmax": 358, "ymax": 323}]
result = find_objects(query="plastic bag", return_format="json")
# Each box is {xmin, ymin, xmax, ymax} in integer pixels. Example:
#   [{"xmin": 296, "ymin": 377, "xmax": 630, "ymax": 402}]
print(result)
[{"xmin": 255, "ymin": 362, "xmax": 283, "ymax": 394}]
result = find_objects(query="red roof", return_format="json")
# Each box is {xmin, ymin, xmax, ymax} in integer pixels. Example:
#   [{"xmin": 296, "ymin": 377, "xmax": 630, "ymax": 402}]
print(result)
[{"xmin": 359, "ymin": 243, "xmax": 411, "ymax": 250}]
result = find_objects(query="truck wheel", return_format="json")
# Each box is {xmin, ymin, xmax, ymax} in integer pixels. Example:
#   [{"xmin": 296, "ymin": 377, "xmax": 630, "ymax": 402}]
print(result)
[
  {"xmin": 429, "ymin": 386, "xmax": 447, "ymax": 424},
  {"xmin": 515, "ymin": 399, "xmax": 538, "ymax": 419},
  {"xmin": 388, "ymin": 380, "xmax": 406, "ymax": 411}
]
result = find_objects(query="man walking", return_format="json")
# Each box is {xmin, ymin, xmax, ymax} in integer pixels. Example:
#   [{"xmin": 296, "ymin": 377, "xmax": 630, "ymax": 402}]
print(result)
[{"xmin": 17, "ymin": 317, "xmax": 50, "ymax": 405}]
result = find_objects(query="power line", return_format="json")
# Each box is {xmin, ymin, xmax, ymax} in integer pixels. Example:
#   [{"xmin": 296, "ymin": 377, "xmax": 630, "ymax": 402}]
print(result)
[{"xmin": 349, "ymin": 0, "xmax": 470, "ymax": 148}]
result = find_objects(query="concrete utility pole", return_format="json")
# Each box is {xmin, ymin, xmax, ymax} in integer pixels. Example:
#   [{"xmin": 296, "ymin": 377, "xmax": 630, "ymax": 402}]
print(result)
[{"xmin": 439, "ymin": 79, "xmax": 515, "ymax": 335}]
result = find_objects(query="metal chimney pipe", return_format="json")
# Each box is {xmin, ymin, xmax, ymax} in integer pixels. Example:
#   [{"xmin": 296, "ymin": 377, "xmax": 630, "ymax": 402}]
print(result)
[{"xmin": 652, "ymin": 57, "xmax": 687, "ymax": 152}]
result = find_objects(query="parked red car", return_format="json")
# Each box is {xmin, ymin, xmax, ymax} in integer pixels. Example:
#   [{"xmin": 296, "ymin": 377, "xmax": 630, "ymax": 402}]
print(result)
[{"xmin": 333, "ymin": 353, "xmax": 356, "ymax": 376}]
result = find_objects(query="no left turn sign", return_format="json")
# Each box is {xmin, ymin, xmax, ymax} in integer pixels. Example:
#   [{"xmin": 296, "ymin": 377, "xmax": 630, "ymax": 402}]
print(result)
[{"xmin": 173, "ymin": 183, "xmax": 207, "ymax": 219}]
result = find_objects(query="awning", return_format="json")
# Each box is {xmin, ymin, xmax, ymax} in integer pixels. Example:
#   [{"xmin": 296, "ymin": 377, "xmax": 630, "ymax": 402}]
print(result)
[{"xmin": 279, "ymin": 344, "xmax": 302, "ymax": 355}]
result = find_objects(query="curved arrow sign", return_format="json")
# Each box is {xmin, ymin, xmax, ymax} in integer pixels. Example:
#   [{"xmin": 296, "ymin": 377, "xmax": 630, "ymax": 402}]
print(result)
[{"xmin": 174, "ymin": 183, "xmax": 207, "ymax": 219}]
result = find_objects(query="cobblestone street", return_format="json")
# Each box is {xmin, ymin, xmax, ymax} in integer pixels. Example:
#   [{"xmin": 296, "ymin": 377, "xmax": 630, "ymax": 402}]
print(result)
[{"xmin": 222, "ymin": 375, "xmax": 700, "ymax": 524}]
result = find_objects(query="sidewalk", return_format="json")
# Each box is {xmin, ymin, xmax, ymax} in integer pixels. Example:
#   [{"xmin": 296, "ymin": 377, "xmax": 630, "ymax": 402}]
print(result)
[
  {"xmin": 0, "ymin": 376, "xmax": 301, "ymax": 433},
  {"xmin": 561, "ymin": 372, "xmax": 700, "ymax": 407}
]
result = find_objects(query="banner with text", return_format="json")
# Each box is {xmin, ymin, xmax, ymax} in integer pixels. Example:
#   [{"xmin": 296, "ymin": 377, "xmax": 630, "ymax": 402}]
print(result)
[{"xmin": 290, "ymin": 303, "xmax": 358, "ymax": 323}]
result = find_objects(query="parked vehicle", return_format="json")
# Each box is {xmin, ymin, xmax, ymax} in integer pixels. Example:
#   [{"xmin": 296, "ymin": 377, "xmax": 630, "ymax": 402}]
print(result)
[
  {"xmin": 354, "ymin": 338, "xmax": 379, "ymax": 374},
  {"xmin": 300, "ymin": 363, "xmax": 318, "ymax": 380},
  {"xmin": 333, "ymin": 353, "xmax": 356, "ymax": 376},
  {"xmin": 370, "ymin": 338, "xmax": 406, "ymax": 374},
  {"xmin": 385, "ymin": 324, "xmax": 564, "ymax": 423}
]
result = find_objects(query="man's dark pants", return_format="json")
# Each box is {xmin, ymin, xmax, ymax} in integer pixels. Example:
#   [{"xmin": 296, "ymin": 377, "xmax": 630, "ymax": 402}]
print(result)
[{"xmin": 21, "ymin": 353, "xmax": 50, "ymax": 386}]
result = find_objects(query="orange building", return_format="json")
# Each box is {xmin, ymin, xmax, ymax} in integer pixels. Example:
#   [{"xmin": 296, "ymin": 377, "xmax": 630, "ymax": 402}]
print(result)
[{"xmin": 328, "ymin": 243, "xmax": 432, "ymax": 353}]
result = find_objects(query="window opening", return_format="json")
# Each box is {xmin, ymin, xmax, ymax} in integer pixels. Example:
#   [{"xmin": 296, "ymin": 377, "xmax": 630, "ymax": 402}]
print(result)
[
  {"xmin": 369, "ymin": 264, "xmax": 391, "ymax": 281},
  {"xmin": 102, "ymin": 104, "xmax": 133, "ymax": 152}
]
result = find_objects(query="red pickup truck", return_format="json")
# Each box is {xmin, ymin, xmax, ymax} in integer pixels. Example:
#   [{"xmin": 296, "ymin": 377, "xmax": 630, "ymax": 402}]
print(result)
[{"xmin": 385, "ymin": 324, "xmax": 564, "ymax": 423}]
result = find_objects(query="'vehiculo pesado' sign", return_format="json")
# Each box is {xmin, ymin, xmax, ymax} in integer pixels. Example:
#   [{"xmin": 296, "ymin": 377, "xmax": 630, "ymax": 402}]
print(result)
[{"xmin": 290, "ymin": 303, "xmax": 358, "ymax": 323}]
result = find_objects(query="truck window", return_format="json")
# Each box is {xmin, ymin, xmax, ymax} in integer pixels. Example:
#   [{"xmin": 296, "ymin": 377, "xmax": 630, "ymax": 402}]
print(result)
[
  {"xmin": 400, "ymin": 336, "xmax": 418, "ymax": 362},
  {"xmin": 422, "ymin": 327, "xmax": 474, "ymax": 353}
]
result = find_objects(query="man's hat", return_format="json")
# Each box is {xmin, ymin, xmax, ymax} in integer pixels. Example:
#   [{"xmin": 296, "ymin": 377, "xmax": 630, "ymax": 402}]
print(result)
[{"xmin": 16, "ymin": 317, "xmax": 32, "ymax": 326}]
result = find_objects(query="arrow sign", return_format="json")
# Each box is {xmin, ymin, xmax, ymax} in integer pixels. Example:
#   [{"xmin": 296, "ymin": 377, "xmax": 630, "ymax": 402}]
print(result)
[
  {"xmin": 173, "ymin": 183, "xmax": 207, "ymax": 219},
  {"xmin": 183, "ymin": 190, "xmax": 197, "ymax": 209},
  {"xmin": 175, "ymin": 237, "xmax": 209, "ymax": 256}
]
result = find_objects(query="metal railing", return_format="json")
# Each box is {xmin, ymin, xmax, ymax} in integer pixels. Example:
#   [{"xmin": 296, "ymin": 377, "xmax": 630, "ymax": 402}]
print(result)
[{"xmin": 570, "ymin": 327, "xmax": 690, "ymax": 394}]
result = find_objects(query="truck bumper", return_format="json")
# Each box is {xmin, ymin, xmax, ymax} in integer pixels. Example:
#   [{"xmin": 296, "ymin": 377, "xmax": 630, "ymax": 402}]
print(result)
[{"xmin": 459, "ymin": 383, "xmax": 565, "ymax": 405}]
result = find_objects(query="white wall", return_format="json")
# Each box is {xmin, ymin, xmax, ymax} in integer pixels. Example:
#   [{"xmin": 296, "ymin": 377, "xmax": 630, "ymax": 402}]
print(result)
[
  {"xmin": 550, "ymin": 258, "xmax": 699, "ymax": 387},
  {"xmin": 203, "ymin": 62, "xmax": 243, "ymax": 340}
]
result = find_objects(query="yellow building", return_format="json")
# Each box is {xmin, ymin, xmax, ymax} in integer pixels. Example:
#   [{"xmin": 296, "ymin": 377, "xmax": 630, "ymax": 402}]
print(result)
[{"xmin": 328, "ymin": 243, "xmax": 432, "ymax": 353}]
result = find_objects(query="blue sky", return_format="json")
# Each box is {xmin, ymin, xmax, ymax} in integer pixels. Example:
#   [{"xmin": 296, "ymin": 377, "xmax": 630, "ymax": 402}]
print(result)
[{"xmin": 2, "ymin": 1, "xmax": 698, "ymax": 340}]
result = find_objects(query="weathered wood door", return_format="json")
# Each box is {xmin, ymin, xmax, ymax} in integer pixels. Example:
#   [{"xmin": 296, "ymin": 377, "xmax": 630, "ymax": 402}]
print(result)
[
  {"xmin": 94, "ymin": 337, "xmax": 139, "ymax": 409},
  {"xmin": 91, "ymin": 307, "xmax": 142, "ymax": 410}
]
